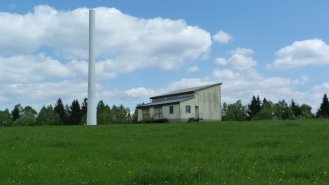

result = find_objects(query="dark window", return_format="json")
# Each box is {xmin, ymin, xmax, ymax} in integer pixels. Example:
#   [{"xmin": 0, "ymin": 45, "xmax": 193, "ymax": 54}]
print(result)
[
  {"xmin": 169, "ymin": 106, "xmax": 174, "ymax": 114},
  {"xmin": 154, "ymin": 107, "xmax": 163, "ymax": 119},
  {"xmin": 142, "ymin": 108, "xmax": 150, "ymax": 119},
  {"xmin": 185, "ymin": 105, "xmax": 191, "ymax": 113}
]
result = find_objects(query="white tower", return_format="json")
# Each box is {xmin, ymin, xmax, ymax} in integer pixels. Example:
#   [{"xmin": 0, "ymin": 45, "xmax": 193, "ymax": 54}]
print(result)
[{"xmin": 87, "ymin": 9, "xmax": 97, "ymax": 125}]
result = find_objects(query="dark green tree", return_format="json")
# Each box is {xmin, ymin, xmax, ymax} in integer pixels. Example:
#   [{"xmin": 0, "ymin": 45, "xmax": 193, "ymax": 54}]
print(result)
[
  {"xmin": 11, "ymin": 104, "xmax": 22, "ymax": 121},
  {"xmin": 273, "ymin": 100, "xmax": 294, "ymax": 120},
  {"xmin": 0, "ymin": 109, "xmax": 12, "ymax": 127},
  {"xmin": 300, "ymin": 104, "xmax": 313, "ymax": 119},
  {"xmin": 262, "ymin": 98, "xmax": 268, "ymax": 106},
  {"xmin": 254, "ymin": 101, "xmax": 273, "ymax": 120},
  {"xmin": 36, "ymin": 105, "xmax": 61, "ymax": 125},
  {"xmin": 54, "ymin": 98, "xmax": 68, "ymax": 124},
  {"xmin": 223, "ymin": 100, "xmax": 247, "ymax": 121},
  {"xmin": 316, "ymin": 94, "xmax": 329, "ymax": 118},
  {"xmin": 290, "ymin": 99, "xmax": 302, "ymax": 118},
  {"xmin": 13, "ymin": 105, "xmax": 37, "ymax": 126},
  {"xmin": 81, "ymin": 98, "xmax": 88, "ymax": 117},
  {"xmin": 247, "ymin": 95, "xmax": 262, "ymax": 120},
  {"xmin": 13, "ymin": 116, "xmax": 35, "ymax": 126},
  {"xmin": 131, "ymin": 108, "xmax": 138, "ymax": 123},
  {"xmin": 22, "ymin": 106, "xmax": 37, "ymax": 118},
  {"xmin": 97, "ymin": 100, "xmax": 112, "ymax": 124},
  {"xmin": 222, "ymin": 102, "xmax": 228, "ymax": 118},
  {"xmin": 111, "ymin": 105, "xmax": 131, "ymax": 124},
  {"xmin": 68, "ymin": 99, "xmax": 82, "ymax": 125}
]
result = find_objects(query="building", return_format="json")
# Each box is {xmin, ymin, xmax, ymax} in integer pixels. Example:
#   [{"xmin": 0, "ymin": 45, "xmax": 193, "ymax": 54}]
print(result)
[{"xmin": 137, "ymin": 83, "xmax": 222, "ymax": 122}]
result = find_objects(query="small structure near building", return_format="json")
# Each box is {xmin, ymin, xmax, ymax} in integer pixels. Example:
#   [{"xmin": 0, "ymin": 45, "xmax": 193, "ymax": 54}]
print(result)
[{"xmin": 137, "ymin": 83, "xmax": 222, "ymax": 122}]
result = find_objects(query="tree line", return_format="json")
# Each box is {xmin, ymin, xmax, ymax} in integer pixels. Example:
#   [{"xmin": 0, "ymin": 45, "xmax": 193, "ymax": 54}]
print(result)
[
  {"xmin": 1, "ymin": 94, "xmax": 329, "ymax": 126},
  {"xmin": 0, "ymin": 98, "xmax": 137, "ymax": 127},
  {"xmin": 222, "ymin": 94, "xmax": 329, "ymax": 121}
]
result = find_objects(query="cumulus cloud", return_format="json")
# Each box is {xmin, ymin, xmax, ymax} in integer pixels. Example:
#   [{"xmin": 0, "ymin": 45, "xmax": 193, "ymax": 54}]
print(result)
[
  {"xmin": 124, "ymin": 87, "xmax": 157, "ymax": 99},
  {"xmin": 269, "ymin": 39, "xmax": 329, "ymax": 69},
  {"xmin": 215, "ymin": 57, "xmax": 227, "ymax": 66},
  {"xmin": 0, "ymin": 5, "xmax": 211, "ymax": 72},
  {"xmin": 0, "ymin": 5, "xmax": 213, "ymax": 110},
  {"xmin": 215, "ymin": 48, "xmax": 257, "ymax": 71},
  {"xmin": 212, "ymin": 30, "xmax": 232, "ymax": 44},
  {"xmin": 0, "ymin": 54, "xmax": 71, "ymax": 83},
  {"xmin": 213, "ymin": 69, "xmax": 240, "ymax": 80},
  {"xmin": 0, "ymin": 81, "xmax": 88, "ymax": 110},
  {"xmin": 186, "ymin": 65, "xmax": 199, "ymax": 73}
]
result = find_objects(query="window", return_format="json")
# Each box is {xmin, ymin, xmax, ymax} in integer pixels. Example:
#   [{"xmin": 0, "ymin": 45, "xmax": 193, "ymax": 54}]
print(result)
[
  {"xmin": 154, "ymin": 107, "xmax": 163, "ymax": 119},
  {"xmin": 185, "ymin": 105, "xmax": 191, "ymax": 113},
  {"xmin": 169, "ymin": 106, "xmax": 174, "ymax": 114},
  {"xmin": 142, "ymin": 108, "xmax": 150, "ymax": 119}
]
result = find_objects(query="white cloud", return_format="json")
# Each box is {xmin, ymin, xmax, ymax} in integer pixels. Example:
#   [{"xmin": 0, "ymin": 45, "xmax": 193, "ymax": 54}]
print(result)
[
  {"xmin": 0, "ymin": 5, "xmax": 211, "ymax": 73},
  {"xmin": 0, "ymin": 54, "xmax": 71, "ymax": 83},
  {"xmin": 213, "ymin": 30, "xmax": 232, "ymax": 44},
  {"xmin": 167, "ymin": 78, "xmax": 216, "ymax": 92},
  {"xmin": 0, "ymin": 81, "xmax": 88, "ymax": 110},
  {"xmin": 215, "ymin": 57, "xmax": 227, "ymax": 66},
  {"xmin": 186, "ymin": 65, "xmax": 199, "ymax": 73},
  {"xmin": 215, "ymin": 48, "xmax": 257, "ymax": 71},
  {"xmin": 124, "ymin": 87, "xmax": 157, "ymax": 99},
  {"xmin": 0, "ymin": 5, "xmax": 213, "ymax": 110},
  {"xmin": 269, "ymin": 39, "xmax": 329, "ymax": 69},
  {"xmin": 213, "ymin": 69, "xmax": 240, "ymax": 80}
]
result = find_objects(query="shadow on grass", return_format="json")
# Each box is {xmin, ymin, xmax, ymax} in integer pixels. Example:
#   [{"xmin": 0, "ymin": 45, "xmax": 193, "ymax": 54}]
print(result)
[
  {"xmin": 125, "ymin": 167, "xmax": 209, "ymax": 185},
  {"xmin": 254, "ymin": 140, "xmax": 281, "ymax": 148},
  {"xmin": 268, "ymin": 154, "xmax": 301, "ymax": 164},
  {"xmin": 284, "ymin": 165, "xmax": 327, "ymax": 181},
  {"xmin": 48, "ymin": 140, "xmax": 77, "ymax": 148}
]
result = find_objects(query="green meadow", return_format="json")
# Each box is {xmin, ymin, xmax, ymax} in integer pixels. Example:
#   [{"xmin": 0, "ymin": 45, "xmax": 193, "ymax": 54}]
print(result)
[{"xmin": 1, "ymin": 120, "xmax": 329, "ymax": 185}]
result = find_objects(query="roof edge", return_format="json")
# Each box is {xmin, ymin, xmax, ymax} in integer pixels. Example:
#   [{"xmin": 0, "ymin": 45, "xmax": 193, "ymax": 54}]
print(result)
[{"xmin": 150, "ymin": 82, "xmax": 222, "ymax": 99}]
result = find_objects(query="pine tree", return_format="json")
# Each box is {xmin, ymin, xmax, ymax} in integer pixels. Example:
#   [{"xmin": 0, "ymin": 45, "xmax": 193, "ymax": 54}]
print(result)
[
  {"xmin": 262, "ymin": 98, "xmax": 268, "ymax": 106},
  {"xmin": 290, "ymin": 99, "xmax": 302, "ymax": 118},
  {"xmin": 68, "ymin": 99, "xmax": 82, "ymax": 125},
  {"xmin": 247, "ymin": 95, "xmax": 262, "ymax": 120},
  {"xmin": 54, "ymin": 98, "xmax": 68, "ymax": 124},
  {"xmin": 317, "ymin": 94, "xmax": 329, "ymax": 118},
  {"xmin": 81, "ymin": 98, "xmax": 88, "ymax": 117},
  {"xmin": 11, "ymin": 104, "xmax": 22, "ymax": 121}
]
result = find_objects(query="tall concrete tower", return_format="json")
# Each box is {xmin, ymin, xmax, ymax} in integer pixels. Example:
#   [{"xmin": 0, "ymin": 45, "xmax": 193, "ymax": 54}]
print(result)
[{"xmin": 87, "ymin": 9, "xmax": 97, "ymax": 125}]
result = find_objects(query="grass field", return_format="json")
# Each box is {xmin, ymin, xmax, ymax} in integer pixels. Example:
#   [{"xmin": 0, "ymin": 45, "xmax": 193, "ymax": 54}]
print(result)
[{"xmin": 1, "ymin": 120, "xmax": 329, "ymax": 185}]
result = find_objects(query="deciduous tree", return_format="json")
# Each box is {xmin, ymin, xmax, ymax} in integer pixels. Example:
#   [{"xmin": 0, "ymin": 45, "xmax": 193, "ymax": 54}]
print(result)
[
  {"xmin": 0, "ymin": 109, "xmax": 12, "ymax": 127},
  {"xmin": 223, "ymin": 100, "xmax": 247, "ymax": 121},
  {"xmin": 36, "ymin": 105, "xmax": 61, "ymax": 125}
]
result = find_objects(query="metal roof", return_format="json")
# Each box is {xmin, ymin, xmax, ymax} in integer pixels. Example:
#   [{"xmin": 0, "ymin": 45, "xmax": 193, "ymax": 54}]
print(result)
[
  {"xmin": 150, "ymin": 82, "xmax": 222, "ymax": 99},
  {"xmin": 137, "ymin": 96, "xmax": 194, "ymax": 108}
]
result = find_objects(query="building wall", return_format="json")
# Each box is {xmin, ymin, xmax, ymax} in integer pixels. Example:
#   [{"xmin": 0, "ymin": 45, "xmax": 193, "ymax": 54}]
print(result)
[
  {"xmin": 137, "ymin": 84, "xmax": 222, "ymax": 122},
  {"xmin": 195, "ymin": 85, "xmax": 221, "ymax": 121},
  {"xmin": 137, "ymin": 109, "xmax": 143, "ymax": 121},
  {"xmin": 179, "ymin": 98, "xmax": 197, "ymax": 121},
  {"xmin": 137, "ymin": 107, "xmax": 155, "ymax": 121},
  {"xmin": 179, "ymin": 85, "xmax": 221, "ymax": 121},
  {"xmin": 162, "ymin": 104, "xmax": 180, "ymax": 121}
]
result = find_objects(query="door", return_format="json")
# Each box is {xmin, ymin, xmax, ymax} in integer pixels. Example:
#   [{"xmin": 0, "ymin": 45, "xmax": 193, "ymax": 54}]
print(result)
[{"xmin": 195, "ymin": 106, "xmax": 199, "ymax": 120}]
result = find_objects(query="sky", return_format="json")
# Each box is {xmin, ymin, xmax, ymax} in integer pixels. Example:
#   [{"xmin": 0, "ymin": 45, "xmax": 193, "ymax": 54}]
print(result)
[{"xmin": 0, "ymin": 0, "xmax": 329, "ymax": 112}]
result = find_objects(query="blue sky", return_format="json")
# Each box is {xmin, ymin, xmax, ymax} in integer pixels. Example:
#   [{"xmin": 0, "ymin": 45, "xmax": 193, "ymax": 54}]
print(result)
[{"xmin": 0, "ymin": 0, "xmax": 329, "ymax": 112}]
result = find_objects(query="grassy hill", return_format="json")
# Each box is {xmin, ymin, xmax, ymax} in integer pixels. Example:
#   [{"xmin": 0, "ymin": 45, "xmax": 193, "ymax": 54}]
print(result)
[{"xmin": 1, "ymin": 120, "xmax": 329, "ymax": 185}]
